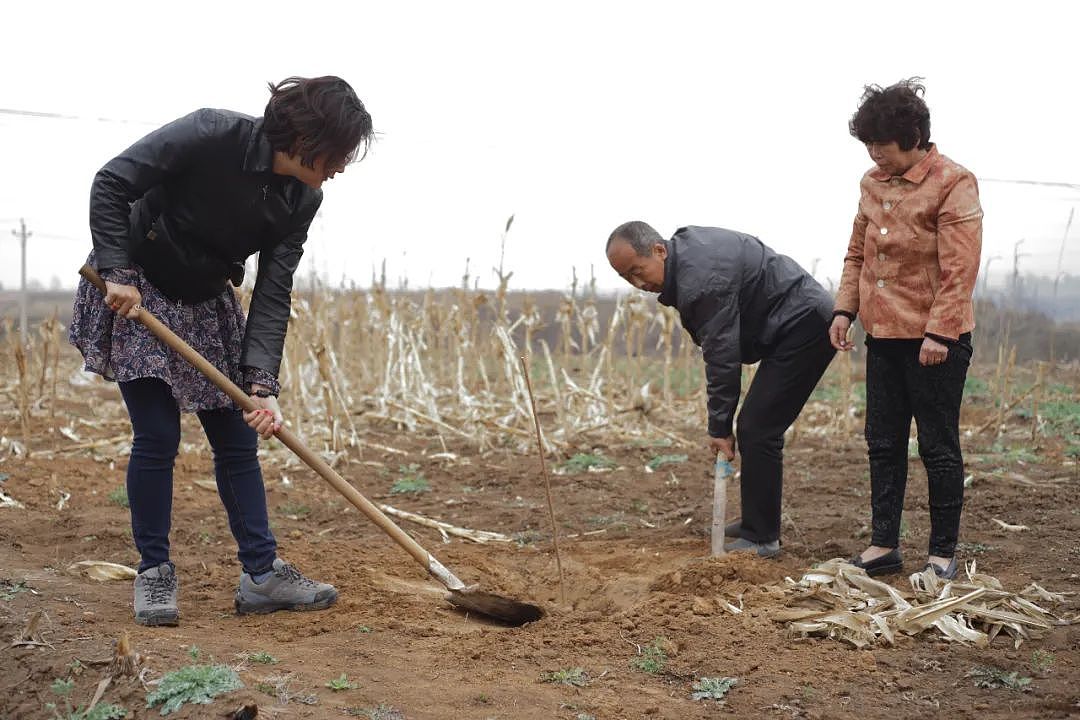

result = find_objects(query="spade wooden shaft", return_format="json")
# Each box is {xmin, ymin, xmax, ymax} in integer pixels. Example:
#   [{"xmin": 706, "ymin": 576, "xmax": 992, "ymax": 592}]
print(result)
[{"xmin": 79, "ymin": 265, "xmax": 466, "ymax": 591}]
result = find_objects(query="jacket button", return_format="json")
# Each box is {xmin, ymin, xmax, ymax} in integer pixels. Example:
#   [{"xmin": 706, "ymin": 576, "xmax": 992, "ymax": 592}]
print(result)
[
  {"xmin": 883, "ymin": 201, "xmax": 892, "ymax": 210},
  {"xmin": 877, "ymin": 279, "xmax": 886, "ymax": 288},
  {"xmin": 878, "ymin": 253, "xmax": 886, "ymax": 261},
  {"xmin": 880, "ymin": 227, "xmax": 888, "ymax": 235}
]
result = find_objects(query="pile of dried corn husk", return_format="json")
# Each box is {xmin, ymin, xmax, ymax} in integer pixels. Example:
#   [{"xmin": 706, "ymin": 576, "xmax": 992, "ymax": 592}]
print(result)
[{"xmin": 773, "ymin": 558, "xmax": 1077, "ymax": 649}]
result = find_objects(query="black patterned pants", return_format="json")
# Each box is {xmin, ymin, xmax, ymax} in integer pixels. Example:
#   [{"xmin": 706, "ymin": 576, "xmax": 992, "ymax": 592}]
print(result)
[{"xmin": 864, "ymin": 333, "xmax": 971, "ymax": 558}]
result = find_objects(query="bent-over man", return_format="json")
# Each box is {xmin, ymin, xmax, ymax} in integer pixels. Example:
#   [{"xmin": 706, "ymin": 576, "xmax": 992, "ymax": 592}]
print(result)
[{"xmin": 606, "ymin": 222, "xmax": 835, "ymax": 557}]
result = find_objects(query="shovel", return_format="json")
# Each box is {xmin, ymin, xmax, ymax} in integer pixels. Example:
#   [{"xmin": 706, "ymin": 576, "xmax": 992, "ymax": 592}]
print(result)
[
  {"xmin": 711, "ymin": 454, "xmax": 734, "ymax": 556},
  {"xmin": 80, "ymin": 265, "xmax": 544, "ymax": 625}
]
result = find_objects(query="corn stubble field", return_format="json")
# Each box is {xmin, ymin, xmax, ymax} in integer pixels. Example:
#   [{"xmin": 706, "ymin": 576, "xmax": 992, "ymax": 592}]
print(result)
[{"xmin": 0, "ymin": 272, "xmax": 1078, "ymax": 719}]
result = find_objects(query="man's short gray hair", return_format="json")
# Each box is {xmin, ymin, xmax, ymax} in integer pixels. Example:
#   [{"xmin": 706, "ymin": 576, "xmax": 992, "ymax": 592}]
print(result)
[{"xmin": 607, "ymin": 221, "xmax": 664, "ymax": 256}]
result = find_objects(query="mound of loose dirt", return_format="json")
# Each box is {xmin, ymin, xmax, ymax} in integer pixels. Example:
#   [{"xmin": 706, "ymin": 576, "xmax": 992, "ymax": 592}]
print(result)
[{"xmin": 648, "ymin": 553, "xmax": 780, "ymax": 594}]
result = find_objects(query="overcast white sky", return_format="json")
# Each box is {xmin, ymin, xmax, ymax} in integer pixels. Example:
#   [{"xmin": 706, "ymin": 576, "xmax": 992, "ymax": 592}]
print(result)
[{"xmin": 1, "ymin": 1, "xmax": 1077, "ymax": 293}]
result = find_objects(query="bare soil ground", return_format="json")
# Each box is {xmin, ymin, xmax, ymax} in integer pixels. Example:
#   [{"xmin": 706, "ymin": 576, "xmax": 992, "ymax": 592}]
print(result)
[{"xmin": 1, "ymin": 360, "xmax": 1078, "ymax": 719}]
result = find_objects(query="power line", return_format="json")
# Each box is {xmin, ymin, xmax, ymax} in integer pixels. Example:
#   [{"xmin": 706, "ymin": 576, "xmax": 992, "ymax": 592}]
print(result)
[
  {"xmin": 34, "ymin": 232, "xmax": 87, "ymax": 243},
  {"xmin": 0, "ymin": 107, "xmax": 157, "ymax": 126},
  {"xmin": 0, "ymin": 107, "xmax": 76, "ymax": 120},
  {"xmin": 979, "ymin": 177, "xmax": 1080, "ymax": 191},
  {"xmin": 0, "ymin": 222, "xmax": 85, "ymax": 243}
]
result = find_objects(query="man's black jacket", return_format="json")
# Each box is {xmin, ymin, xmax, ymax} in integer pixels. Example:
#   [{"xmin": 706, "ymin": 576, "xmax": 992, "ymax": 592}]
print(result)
[
  {"xmin": 89, "ymin": 108, "xmax": 323, "ymax": 378},
  {"xmin": 657, "ymin": 226, "xmax": 833, "ymax": 438}
]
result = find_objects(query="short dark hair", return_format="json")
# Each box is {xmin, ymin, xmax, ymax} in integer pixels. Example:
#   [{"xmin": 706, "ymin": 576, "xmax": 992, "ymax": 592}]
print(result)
[
  {"xmin": 607, "ymin": 221, "xmax": 664, "ymax": 256},
  {"xmin": 849, "ymin": 78, "xmax": 931, "ymax": 151},
  {"xmin": 263, "ymin": 76, "xmax": 374, "ymax": 169}
]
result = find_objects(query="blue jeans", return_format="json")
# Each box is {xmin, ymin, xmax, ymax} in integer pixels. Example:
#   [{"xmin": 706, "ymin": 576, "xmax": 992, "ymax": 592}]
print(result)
[{"xmin": 119, "ymin": 378, "xmax": 277, "ymax": 575}]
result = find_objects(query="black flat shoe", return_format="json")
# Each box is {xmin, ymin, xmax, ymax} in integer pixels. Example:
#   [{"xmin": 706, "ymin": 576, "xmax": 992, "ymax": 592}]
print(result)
[
  {"xmin": 849, "ymin": 548, "xmax": 903, "ymax": 577},
  {"xmin": 925, "ymin": 557, "xmax": 958, "ymax": 579}
]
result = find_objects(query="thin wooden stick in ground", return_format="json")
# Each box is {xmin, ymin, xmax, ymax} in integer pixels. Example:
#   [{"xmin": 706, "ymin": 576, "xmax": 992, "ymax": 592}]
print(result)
[
  {"xmin": 1031, "ymin": 361, "xmax": 1045, "ymax": 441},
  {"xmin": 520, "ymin": 355, "xmax": 566, "ymax": 606}
]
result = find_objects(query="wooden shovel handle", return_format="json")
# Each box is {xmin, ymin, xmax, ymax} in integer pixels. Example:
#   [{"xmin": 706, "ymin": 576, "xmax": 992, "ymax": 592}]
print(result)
[{"xmin": 78, "ymin": 264, "xmax": 444, "ymax": 577}]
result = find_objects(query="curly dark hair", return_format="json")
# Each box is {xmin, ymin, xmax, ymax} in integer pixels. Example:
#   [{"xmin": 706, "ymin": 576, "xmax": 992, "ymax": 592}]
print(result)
[
  {"xmin": 849, "ymin": 78, "xmax": 931, "ymax": 151},
  {"xmin": 263, "ymin": 76, "xmax": 374, "ymax": 169}
]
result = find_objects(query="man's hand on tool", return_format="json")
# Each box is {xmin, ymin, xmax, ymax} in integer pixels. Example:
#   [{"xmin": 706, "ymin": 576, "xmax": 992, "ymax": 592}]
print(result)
[
  {"xmin": 104, "ymin": 281, "xmax": 142, "ymax": 319},
  {"xmin": 709, "ymin": 435, "xmax": 736, "ymax": 461}
]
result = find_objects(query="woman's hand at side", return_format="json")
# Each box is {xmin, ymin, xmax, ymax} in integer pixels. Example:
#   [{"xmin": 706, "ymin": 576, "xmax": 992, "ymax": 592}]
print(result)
[
  {"xmin": 919, "ymin": 337, "xmax": 949, "ymax": 366},
  {"xmin": 829, "ymin": 315, "xmax": 854, "ymax": 351}
]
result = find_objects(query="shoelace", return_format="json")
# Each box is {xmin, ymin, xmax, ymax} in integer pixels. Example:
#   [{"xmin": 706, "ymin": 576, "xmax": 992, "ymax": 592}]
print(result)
[
  {"xmin": 144, "ymin": 574, "xmax": 176, "ymax": 604},
  {"xmin": 278, "ymin": 563, "xmax": 318, "ymax": 588}
]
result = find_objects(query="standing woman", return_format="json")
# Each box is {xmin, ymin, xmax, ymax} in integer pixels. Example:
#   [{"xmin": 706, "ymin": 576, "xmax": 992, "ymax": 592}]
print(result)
[
  {"xmin": 70, "ymin": 76, "xmax": 373, "ymax": 625},
  {"xmin": 829, "ymin": 79, "xmax": 982, "ymax": 579}
]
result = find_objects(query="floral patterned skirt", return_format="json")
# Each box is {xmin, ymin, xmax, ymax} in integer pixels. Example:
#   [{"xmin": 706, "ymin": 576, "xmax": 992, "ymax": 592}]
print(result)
[{"xmin": 68, "ymin": 251, "xmax": 268, "ymax": 413}]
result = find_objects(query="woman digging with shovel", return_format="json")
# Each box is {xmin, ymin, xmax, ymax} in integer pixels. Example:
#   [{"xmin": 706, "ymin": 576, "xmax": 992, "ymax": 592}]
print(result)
[{"xmin": 69, "ymin": 76, "xmax": 374, "ymax": 626}]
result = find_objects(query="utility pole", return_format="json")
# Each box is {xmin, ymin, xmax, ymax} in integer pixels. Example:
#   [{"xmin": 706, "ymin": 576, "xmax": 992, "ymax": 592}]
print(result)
[
  {"xmin": 1049, "ymin": 207, "xmax": 1074, "ymax": 366},
  {"xmin": 1010, "ymin": 239, "xmax": 1028, "ymax": 305},
  {"xmin": 12, "ymin": 218, "xmax": 31, "ymax": 346}
]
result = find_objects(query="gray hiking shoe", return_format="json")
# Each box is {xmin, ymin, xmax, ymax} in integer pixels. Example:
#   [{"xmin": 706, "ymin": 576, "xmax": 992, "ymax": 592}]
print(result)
[
  {"xmin": 724, "ymin": 537, "xmax": 781, "ymax": 558},
  {"xmin": 134, "ymin": 562, "xmax": 179, "ymax": 626},
  {"xmin": 235, "ymin": 558, "xmax": 338, "ymax": 615}
]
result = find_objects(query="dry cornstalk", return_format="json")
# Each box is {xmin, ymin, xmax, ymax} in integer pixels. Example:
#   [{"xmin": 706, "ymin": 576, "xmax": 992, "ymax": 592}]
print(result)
[
  {"xmin": 384, "ymin": 401, "xmax": 472, "ymax": 440},
  {"xmin": 37, "ymin": 314, "xmax": 54, "ymax": 396},
  {"xmin": 49, "ymin": 312, "xmax": 61, "ymax": 419},
  {"xmin": 992, "ymin": 343, "xmax": 1005, "ymax": 404},
  {"xmin": 778, "ymin": 559, "xmax": 1072, "ymax": 649},
  {"xmin": 0, "ymin": 488, "xmax": 25, "ymax": 509},
  {"xmin": 85, "ymin": 677, "xmax": 112, "ymax": 714},
  {"xmin": 312, "ymin": 342, "xmax": 337, "ymax": 438},
  {"xmin": 377, "ymin": 503, "xmax": 512, "ymax": 544},
  {"xmin": 109, "ymin": 631, "xmax": 141, "ymax": 677},
  {"xmin": 29, "ymin": 433, "xmax": 129, "ymax": 457},
  {"xmin": 11, "ymin": 610, "xmax": 50, "ymax": 648},
  {"xmin": 993, "ymin": 346, "xmax": 1017, "ymax": 438},
  {"xmin": 977, "ymin": 380, "xmax": 1041, "ymax": 436},
  {"xmin": 13, "ymin": 341, "xmax": 30, "ymax": 447},
  {"xmin": 653, "ymin": 306, "xmax": 677, "ymax": 402},
  {"xmin": 540, "ymin": 340, "xmax": 566, "ymax": 436},
  {"xmin": 645, "ymin": 420, "xmax": 694, "ymax": 448}
]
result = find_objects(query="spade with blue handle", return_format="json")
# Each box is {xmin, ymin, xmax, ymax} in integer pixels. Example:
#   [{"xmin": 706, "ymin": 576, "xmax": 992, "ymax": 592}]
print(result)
[{"xmin": 711, "ymin": 454, "xmax": 735, "ymax": 556}]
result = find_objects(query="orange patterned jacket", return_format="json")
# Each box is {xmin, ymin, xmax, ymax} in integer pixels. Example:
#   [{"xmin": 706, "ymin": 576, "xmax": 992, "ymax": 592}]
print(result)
[{"xmin": 834, "ymin": 145, "xmax": 983, "ymax": 340}]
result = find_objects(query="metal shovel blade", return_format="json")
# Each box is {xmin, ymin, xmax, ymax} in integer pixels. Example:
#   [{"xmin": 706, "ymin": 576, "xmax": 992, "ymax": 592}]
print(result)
[{"xmin": 446, "ymin": 585, "xmax": 545, "ymax": 625}]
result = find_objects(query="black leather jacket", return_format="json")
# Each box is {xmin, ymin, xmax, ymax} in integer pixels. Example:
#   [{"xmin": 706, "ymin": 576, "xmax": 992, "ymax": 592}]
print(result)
[
  {"xmin": 89, "ymin": 108, "xmax": 322, "ymax": 378},
  {"xmin": 658, "ymin": 226, "xmax": 833, "ymax": 437}
]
